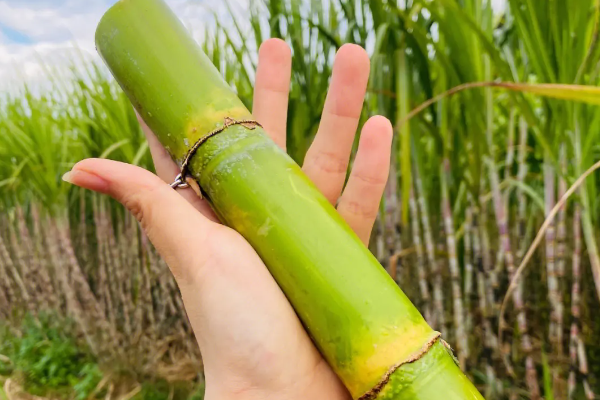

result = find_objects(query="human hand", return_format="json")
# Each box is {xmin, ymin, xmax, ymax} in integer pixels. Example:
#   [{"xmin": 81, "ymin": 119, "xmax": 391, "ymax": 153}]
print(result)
[{"xmin": 63, "ymin": 40, "xmax": 393, "ymax": 400}]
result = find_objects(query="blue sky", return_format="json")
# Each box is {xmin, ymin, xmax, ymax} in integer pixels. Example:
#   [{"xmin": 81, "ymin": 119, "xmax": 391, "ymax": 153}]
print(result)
[{"xmin": 0, "ymin": 0, "xmax": 505, "ymax": 89}]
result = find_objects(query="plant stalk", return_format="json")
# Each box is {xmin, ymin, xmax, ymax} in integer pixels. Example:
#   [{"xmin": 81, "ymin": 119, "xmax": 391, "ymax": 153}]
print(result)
[{"xmin": 96, "ymin": 0, "xmax": 484, "ymax": 398}]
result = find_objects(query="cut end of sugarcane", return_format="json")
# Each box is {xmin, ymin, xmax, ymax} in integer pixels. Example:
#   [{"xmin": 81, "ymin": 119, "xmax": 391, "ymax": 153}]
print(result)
[{"xmin": 358, "ymin": 331, "xmax": 442, "ymax": 400}]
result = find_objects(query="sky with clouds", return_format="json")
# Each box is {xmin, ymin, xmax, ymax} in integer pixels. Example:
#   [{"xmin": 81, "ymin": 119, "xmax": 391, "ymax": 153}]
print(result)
[
  {"xmin": 0, "ymin": 0, "xmax": 248, "ymax": 89},
  {"xmin": 0, "ymin": 0, "xmax": 505, "ymax": 90}
]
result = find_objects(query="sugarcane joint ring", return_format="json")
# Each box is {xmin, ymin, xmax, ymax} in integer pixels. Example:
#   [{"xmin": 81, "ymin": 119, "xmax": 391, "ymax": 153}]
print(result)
[
  {"xmin": 170, "ymin": 117, "xmax": 262, "ymax": 191},
  {"xmin": 357, "ymin": 331, "xmax": 444, "ymax": 400}
]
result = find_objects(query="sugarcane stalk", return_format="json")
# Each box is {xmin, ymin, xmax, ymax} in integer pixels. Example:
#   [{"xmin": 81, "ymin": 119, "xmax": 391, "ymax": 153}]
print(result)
[
  {"xmin": 543, "ymin": 161, "xmax": 561, "ymax": 352},
  {"xmin": 0, "ymin": 283, "xmax": 9, "ymax": 319},
  {"xmin": 413, "ymin": 142, "xmax": 447, "ymax": 337},
  {"xmin": 478, "ymin": 182, "xmax": 515, "ymax": 383},
  {"xmin": 0, "ymin": 222, "xmax": 32, "ymax": 312},
  {"xmin": 375, "ymin": 215, "xmax": 387, "ymax": 265},
  {"xmin": 47, "ymin": 217, "xmax": 98, "ymax": 353},
  {"xmin": 96, "ymin": 1, "xmax": 484, "ymax": 398},
  {"xmin": 503, "ymin": 110, "xmax": 517, "ymax": 204},
  {"xmin": 105, "ymin": 204, "xmax": 133, "ymax": 336},
  {"xmin": 469, "ymin": 200, "xmax": 498, "ymax": 397},
  {"xmin": 16, "ymin": 206, "xmax": 57, "ymax": 310},
  {"xmin": 580, "ymin": 186, "xmax": 600, "ymax": 303},
  {"xmin": 7, "ymin": 217, "xmax": 36, "ymax": 312},
  {"xmin": 568, "ymin": 203, "xmax": 581, "ymax": 398},
  {"xmin": 436, "ymin": 218, "xmax": 451, "ymax": 334},
  {"xmin": 139, "ymin": 228, "xmax": 158, "ymax": 340},
  {"xmin": 440, "ymin": 159, "xmax": 468, "ymax": 366},
  {"xmin": 552, "ymin": 145, "xmax": 567, "ymax": 398},
  {"xmin": 513, "ymin": 117, "xmax": 535, "ymax": 382},
  {"xmin": 556, "ymin": 145, "xmax": 567, "ymax": 347},
  {"xmin": 0, "ymin": 227, "xmax": 18, "ymax": 310},
  {"xmin": 463, "ymin": 206, "xmax": 474, "ymax": 328},
  {"xmin": 15, "ymin": 207, "xmax": 42, "ymax": 307},
  {"xmin": 492, "ymin": 248, "xmax": 504, "ymax": 304},
  {"xmin": 477, "ymin": 190, "xmax": 498, "ymax": 315},
  {"xmin": 32, "ymin": 206, "xmax": 61, "ymax": 311},
  {"xmin": 146, "ymin": 237, "xmax": 170, "ymax": 326},
  {"xmin": 93, "ymin": 198, "xmax": 116, "ymax": 332},
  {"xmin": 485, "ymin": 84, "xmax": 538, "ymax": 395},
  {"xmin": 569, "ymin": 202, "xmax": 595, "ymax": 400},
  {"xmin": 578, "ymin": 337, "xmax": 595, "ymax": 400},
  {"xmin": 409, "ymin": 187, "xmax": 432, "ymax": 323},
  {"xmin": 58, "ymin": 218, "xmax": 110, "ymax": 333},
  {"xmin": 78, "ymin": 189, "xmax": 88, "ymax": 267},
  {"xmin": 488, "ymin": 156, "xmax": 540, "ymax": 396},
  {"xmin": 384, "ymin": 161, "xmax": 401, "ymax": 281},
  {"xmin": 515, "ymin": 117, "xmax": 529, "ymax": 264}
]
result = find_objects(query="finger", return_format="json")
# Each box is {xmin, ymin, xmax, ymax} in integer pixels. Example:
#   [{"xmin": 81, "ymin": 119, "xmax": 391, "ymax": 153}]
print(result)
[
  {"xmin": 302, "ymin": 44, "xmax": 370, "ymax": 204},
  {"xmin": 337, "ymin": 116, "xmax": 393, "ymax": 245},
  {"xmin": 62, "ymin": 158, "xmax": 220, "ymax": 283},
  {"xmin": 138, "ymin": 115, "xmax": 219, "ymax": 221},
  {"xmin": 138, "ymin": 113, "xmax": 180, "ymax": 181},
  {"xmin": 252, "ymin": 39, "xmax": 292, "ymax": 150}
]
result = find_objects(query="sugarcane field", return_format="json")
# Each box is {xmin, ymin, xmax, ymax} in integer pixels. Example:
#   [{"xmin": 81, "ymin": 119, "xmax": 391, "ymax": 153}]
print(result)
[{"xmin": 1, "ymin": 0, "xmax": 600, "ymax": 399}]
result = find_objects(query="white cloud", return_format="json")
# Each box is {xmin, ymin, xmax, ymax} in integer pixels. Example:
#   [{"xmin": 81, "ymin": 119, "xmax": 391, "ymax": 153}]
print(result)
[
  {"xmin": 0, "ymin": 0, "xmax": 107, "ymax": 89},
  {"xmin": 0, "ymin": 0, "xmax": 247, "ymax": 91}
]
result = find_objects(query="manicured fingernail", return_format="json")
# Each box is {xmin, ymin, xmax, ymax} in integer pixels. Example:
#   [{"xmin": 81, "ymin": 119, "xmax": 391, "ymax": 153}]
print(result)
[
  {"xmin": 61, "ymin": 169, "xmax": 110, "ymax": 193},
  {"xmin": 62, "ymin": 171, "xmax": 74, "ymax": 184}
]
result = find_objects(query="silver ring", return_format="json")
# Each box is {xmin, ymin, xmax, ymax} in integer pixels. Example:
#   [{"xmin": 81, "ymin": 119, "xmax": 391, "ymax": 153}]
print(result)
[{"xmin": 170, "ymin": 173, "xmax": 190, "ymax": 190}]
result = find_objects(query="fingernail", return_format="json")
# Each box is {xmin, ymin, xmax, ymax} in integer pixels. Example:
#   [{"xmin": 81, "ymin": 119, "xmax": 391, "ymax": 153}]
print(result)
[
  {"xmin": 61, "ymin": 169, "xmax": 110, "ymax": 193},
  {"xmin": 62, "ymin": 171, "xmax": 74, "ymax": 184}
]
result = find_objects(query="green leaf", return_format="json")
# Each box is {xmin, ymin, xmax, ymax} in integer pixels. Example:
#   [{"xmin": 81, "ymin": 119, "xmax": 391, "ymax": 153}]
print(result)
[
  {"xmin": 397, "ymin": 49, "xmax": 411, "ymax": 225},
  {"xmin": 99, "ymin": 139, "xmax": 130, "ymax": 159},
  {"xmin": 541, "ymin": 350, "xmax": 555, "ymax": 400}
]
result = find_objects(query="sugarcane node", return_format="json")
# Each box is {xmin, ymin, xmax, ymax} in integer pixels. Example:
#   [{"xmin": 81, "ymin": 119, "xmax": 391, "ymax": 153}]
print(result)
[
  {"xmin": 357, "ymin": 331, "xmax": 443, "ymax": 400},
  {"xmin": 170, "ymin": 117, "xmax": 263, "ymax": 195}
]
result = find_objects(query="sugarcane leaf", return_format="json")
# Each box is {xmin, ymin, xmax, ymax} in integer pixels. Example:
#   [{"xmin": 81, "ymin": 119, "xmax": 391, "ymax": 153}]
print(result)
[
  {"xmin": 132, "ymin": 142, "xmax": 149, "ymax": 167},
  {"xmin": 306, "ymin": 19, "xmax": 341, "ymax": 48},
  {"xmin": 100, "ymin": 139, "xmax": 130, "ymax": 159},
  {"xmin": 505, "ymin": 178, "xmax": 545, "ymax": 212},
  {"xmin": 453, "ymin": 181, "xmax": 466, "ymax": 219},
  {"xmin": 541, "ymin": 350, "xmax": 555, "ymax": 400},
  {"xmin": 508, "ymin": 83, "xmax": 600, "ymax": 105},
  {"xmin": 397, "ymin": 49, "xmax": 411, "ymax": 225},
  {"xmin": 344, "ymin": 21, "xmax": 358, "ymax": 44},
  {"xmin": 373, "ymin": 23, "xmax": 389, "ymax": 56},
  {"xmin": 400, "ymin": 82, "xmax": 600, "ymax": 134},
  {"xmin": 0, "ymin": 177, "xmax": 17, "ymax": 189}
]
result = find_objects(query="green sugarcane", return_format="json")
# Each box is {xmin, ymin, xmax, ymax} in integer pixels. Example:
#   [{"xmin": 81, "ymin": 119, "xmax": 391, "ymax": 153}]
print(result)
[{"xmin": 95, "ymin": 1, "xmax": 484, "ymax": 399}]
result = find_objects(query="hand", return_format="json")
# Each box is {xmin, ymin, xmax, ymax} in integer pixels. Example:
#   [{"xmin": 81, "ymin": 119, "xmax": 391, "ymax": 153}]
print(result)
[{"xmin": 63, "ymin": 40, "xmax": 393, "ymax": 400}]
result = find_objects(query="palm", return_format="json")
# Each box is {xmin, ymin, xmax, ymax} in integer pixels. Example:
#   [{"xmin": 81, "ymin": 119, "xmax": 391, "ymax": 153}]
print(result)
[{"xmin": 66, "ymin": 39, "xmax": 392, "ymax": 400}]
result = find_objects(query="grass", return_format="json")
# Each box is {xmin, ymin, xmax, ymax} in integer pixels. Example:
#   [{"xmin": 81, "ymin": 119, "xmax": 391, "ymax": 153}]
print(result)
[
  {"xmin": 0, "ymin": 314, "xmax": 204, "ymax": 400},
  {"xmin": 0, "ymin": 314, "xmax": 102, "ymax": 399},
  {"xmin": 1, "ymin": 0, "xmax": 600, "ymax": 399}
]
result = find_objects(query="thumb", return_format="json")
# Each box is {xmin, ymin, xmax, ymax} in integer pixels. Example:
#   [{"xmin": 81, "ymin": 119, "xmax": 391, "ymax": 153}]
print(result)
[{"xmin": 63, "ymin": 158, "xmax": 218, "ymax": 284}]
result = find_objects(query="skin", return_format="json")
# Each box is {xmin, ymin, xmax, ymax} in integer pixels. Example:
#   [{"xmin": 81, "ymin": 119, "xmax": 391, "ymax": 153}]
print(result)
[{"xmin": 63, "ymin": 40, "xmax": 393, "ymax": 400}]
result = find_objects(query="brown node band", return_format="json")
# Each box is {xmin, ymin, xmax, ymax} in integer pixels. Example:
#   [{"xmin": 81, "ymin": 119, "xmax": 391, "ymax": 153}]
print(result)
[
  {"xmin": 357, "ymin": 331, "xmax": 443, "ymax": 400},
  {"xmin": 170, "ymin": 117, "xmax": 262, "ymax": 194}
]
